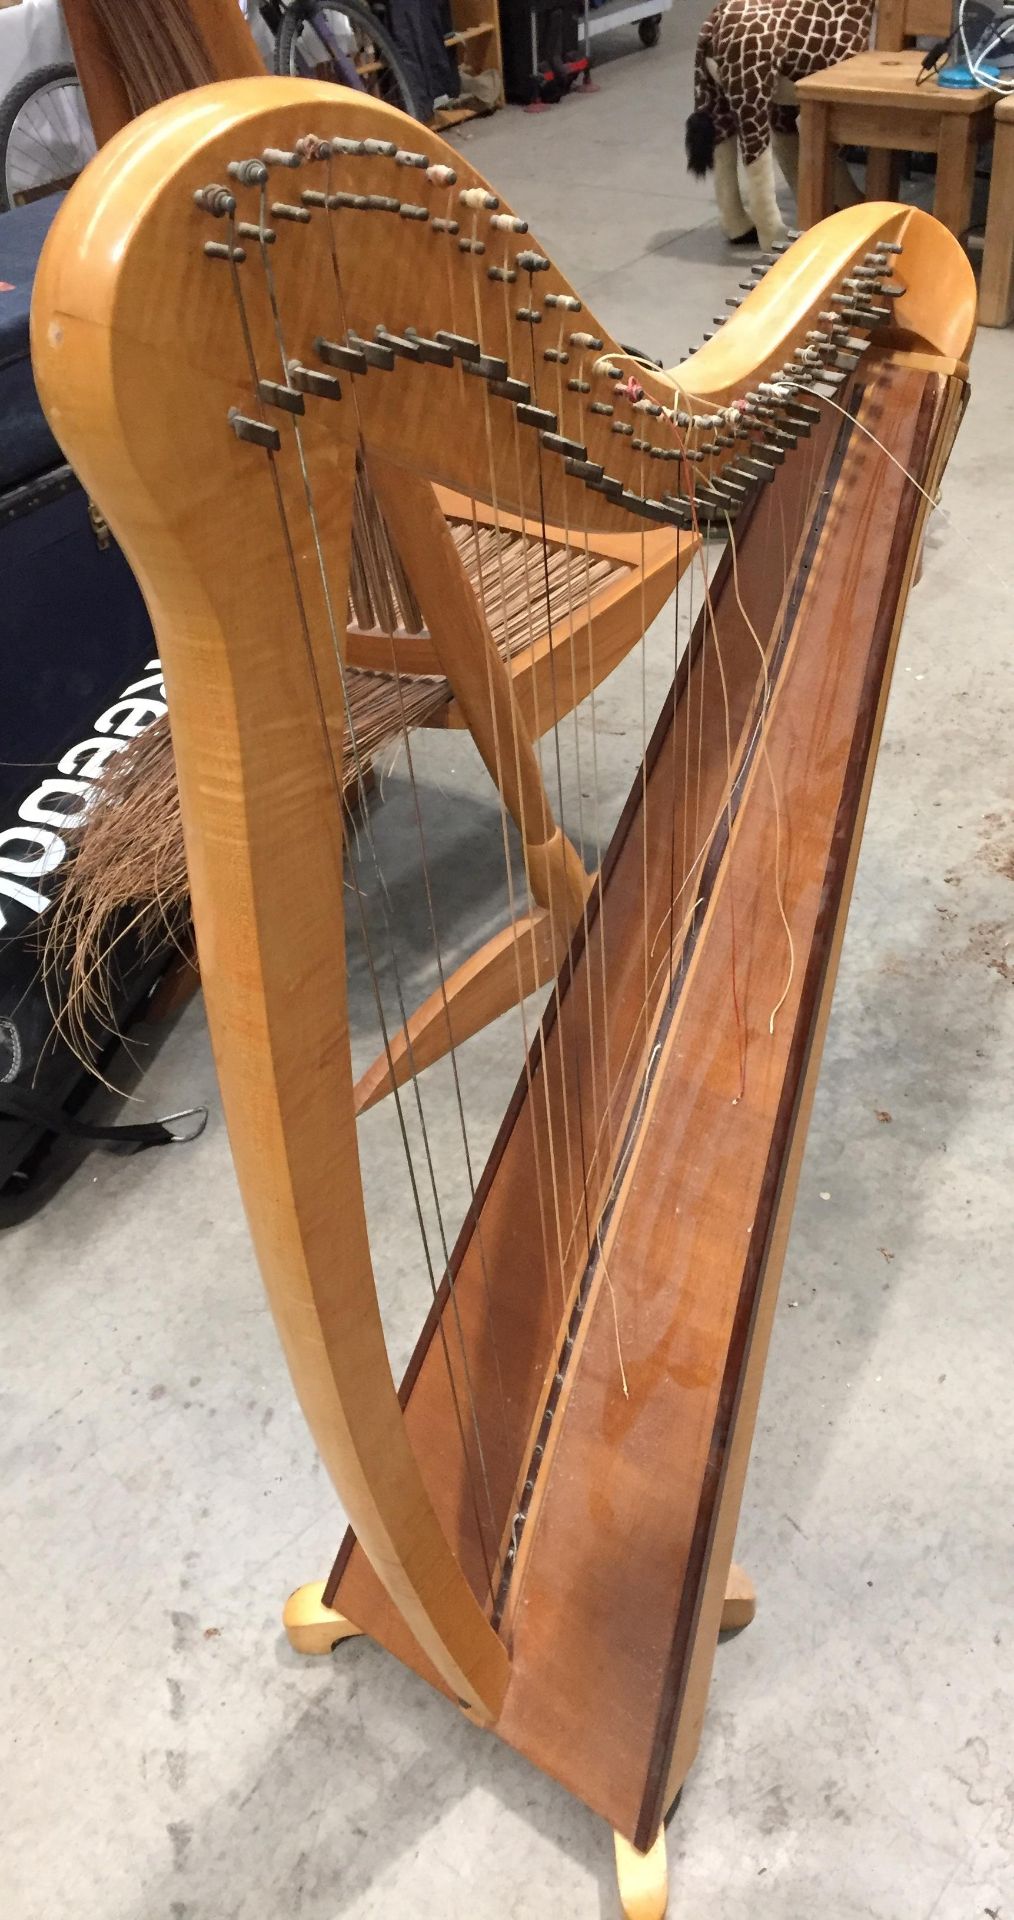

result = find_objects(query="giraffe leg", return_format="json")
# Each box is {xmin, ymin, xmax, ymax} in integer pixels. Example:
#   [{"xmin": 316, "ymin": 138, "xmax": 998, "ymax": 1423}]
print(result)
[
  {"xmin": 742, "ymin": 144, "xmax": 787, "ymax": 252},
  {"xmin": 712, "ymin": 137, "xmax": 755, "ymax": 242}
]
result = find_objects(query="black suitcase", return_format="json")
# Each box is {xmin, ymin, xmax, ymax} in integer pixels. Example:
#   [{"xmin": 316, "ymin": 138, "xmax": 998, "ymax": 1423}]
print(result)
[{"xmin": 0, "ymin": 196, "xmax": 198, "ymax": 1217}]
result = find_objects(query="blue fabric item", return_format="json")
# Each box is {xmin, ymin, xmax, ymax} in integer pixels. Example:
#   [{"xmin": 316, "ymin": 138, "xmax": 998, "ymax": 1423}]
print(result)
[
  {"xmin": 937, "ymin": 59, "xmax": 1000, "ymax": 84},
  {"xmin": 0, "ymin": 194, "xmax": 66, "ymax": 489}
]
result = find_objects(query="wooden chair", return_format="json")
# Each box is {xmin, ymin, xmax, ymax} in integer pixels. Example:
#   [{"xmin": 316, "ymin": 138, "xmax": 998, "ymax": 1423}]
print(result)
[
  {"xmin": 980, "ymin": 92, "xmax": 1014, "ymax": 326},
  {"xmin": 796, "ymin": 0, "xmax": 995, "ymax": 239}
]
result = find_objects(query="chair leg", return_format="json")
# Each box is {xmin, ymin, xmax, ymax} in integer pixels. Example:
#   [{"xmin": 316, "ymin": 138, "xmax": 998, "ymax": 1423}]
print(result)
[
  {"xmin": 797, "ymin": 102, "xmax": 834, "ymax": 229},
  {"xmin": 980, "ymin": 117, "xmax": 1014, "ymax": 327},
  {"xmin": 865, "ymin": 148, "xmax": 901, "ymax": 202},
  {"xmin": 933, "ymin": 116, "xmax": 977, "ymax": 238}
]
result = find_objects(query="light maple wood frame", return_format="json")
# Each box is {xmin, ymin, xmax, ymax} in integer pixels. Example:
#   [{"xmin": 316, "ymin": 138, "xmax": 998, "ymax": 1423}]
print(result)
[{"xmin": 31, "ymin": 77, "xmax": 975, "ymax": 1910}]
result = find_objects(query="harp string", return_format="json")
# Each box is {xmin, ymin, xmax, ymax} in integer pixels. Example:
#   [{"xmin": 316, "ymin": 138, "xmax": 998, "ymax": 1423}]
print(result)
[
  {"xmin": 493, "ymin": 250, "xmax": 601, "ymax": 1325},
  {"xmin": 512, "ymin": 297, "xmax": 595, "ymax": 1280},
  {"xmin": 310, "ymin": 181, "xmax": 541, "ymax": 1566},
  {"xmin": 546, "ymin": 310, "xmax": 612, "ymax": 1206},
  {"xmin": 470, "ymin": 234, "xmax": 594, "ymax": 1306},
  {"xmin": 485, "ymin": 297, "xmax": 573, "ymax": 1334},
  {"xmin": 227, "ymin": 200, "xmax": 506, "ymax": 1591},
  {"xmin": 524, "ymin": 296, "xmax": 597, "ymax": 1276},
  {"xmin": 433, "ymin": 182, "xmax": 564, "ymax": 1329},
  {"xmin": 722, "ymin": 509, "xmax": 796, "ymax": 1034},
  {"xmin": 569, "ymin": 343, "xmax": 617, "ymax": 1153},
  {"xmin": 461, "ymin": 221, "xmax": 580, "ymax": 1318},
  {"xmin": 637, "ymin": 446, "xmax": 651, "ymax": 1057}
]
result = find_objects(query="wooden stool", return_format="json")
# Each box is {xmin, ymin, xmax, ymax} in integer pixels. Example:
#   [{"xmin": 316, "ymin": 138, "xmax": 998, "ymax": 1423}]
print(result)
[
  {"xmin": 980, "ymin": 93, "xmax": 1014, "ymax": 327},
  {"xmin": 796, "ymin": 50, "xmax": 995, "ymax": 239}
]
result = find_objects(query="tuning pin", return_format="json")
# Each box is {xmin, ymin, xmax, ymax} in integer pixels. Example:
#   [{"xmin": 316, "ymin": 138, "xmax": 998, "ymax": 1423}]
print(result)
[
  {"xmin": 459, "ymin": 186, "xmax": 499, "ymax": 210},
  {"xmin": 193, "ymin": 183, "xmax": 236, "ymax": 217},
  {"xmin": 203, "ymin": 240, "xmax": 245, "ymax": 262},
  {"xmin": 227, "ymin": 158, "xmax": 268, "ymax": 186}
]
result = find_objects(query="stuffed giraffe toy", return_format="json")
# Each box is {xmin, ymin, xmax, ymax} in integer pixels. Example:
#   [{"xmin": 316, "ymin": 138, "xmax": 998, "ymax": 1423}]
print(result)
[{"xmin": 686, "ymin": 0, "xmax": 874, "ymax": 251}]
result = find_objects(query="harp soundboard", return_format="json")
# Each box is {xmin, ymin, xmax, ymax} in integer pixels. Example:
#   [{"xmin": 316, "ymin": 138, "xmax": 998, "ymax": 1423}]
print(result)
[{"xmin": 32, "ymin": 79, "xmax": 974, "ymax": 1917}]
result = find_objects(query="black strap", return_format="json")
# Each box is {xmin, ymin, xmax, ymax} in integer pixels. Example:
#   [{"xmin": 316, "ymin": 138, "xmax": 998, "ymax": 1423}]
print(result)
[{"xmin": 0, "ymin": 1083, "xmax": 207, "ymax": 1150}]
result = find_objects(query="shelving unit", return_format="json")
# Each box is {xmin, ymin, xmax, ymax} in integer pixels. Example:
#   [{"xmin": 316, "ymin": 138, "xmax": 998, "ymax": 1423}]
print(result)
[{"xmin": 433, "ymin": 0, "xmax": 503, "ymax": 127}]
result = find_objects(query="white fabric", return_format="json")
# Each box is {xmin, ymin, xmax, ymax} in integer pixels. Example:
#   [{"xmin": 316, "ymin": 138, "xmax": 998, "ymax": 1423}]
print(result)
[
  {"xmin": 0, "ymin": 0, "xmax": 72, "ymax": 97},
  {"xmin": 742, "ymin": 148, "xmax": 788, "ymax": 251}
]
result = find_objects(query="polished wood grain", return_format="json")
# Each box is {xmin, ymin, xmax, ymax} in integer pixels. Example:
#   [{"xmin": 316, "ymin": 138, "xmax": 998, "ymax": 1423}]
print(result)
[
  {"xmin": 31, "ymin": 75, "xmax": 973, "ymax": 1889},
  {"xmin": 494, "ymin": 367, "xmax": 943, "ymax": 1845},
  {"xmin": 326, "ymin": 404, "xmax": 840, "ymax": 1663},
  {"xmin": 980, "ymin": 96, "xmax": 1014, "ymax": 330},
  {"xmin": 614, "ymin": 1828, "xmax": 668, "ymax": 1920},
  {"xmin": 795, "ymin": 54, "xmax": 993, "ymax": 241},
  {"xmin": 352, "ymin": 908, "xmax": 563, "ymax": 1114}
]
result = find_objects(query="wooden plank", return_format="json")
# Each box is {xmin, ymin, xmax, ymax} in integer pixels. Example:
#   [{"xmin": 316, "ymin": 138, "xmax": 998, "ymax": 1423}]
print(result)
[
  {"xmin": 979, "ymin": 102, "xmax": 1014, "ymax": 328},
  {"xmin": 326, "ymin": 406, "xmax": 840, "ymax": 1682},
  {"xmin": 493, "ymin": 366, "xmax": 938, "ymax": 1846},
  {"xmin": 797, "ymin": 101, "xmax": 834, "ymax": 228},
  {"xmin": 934, "ymin": 113, "xmax": 978, "ymax": 238},
  {"xmin": 796, "ymin": 49, "xmax": 993, "ymax": 113}
]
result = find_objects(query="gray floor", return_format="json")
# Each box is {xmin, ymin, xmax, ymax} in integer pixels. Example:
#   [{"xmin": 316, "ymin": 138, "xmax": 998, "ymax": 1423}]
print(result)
[{"xmin": 4, "ymin": 10, "xmax": 1014, "ymax": 1918}]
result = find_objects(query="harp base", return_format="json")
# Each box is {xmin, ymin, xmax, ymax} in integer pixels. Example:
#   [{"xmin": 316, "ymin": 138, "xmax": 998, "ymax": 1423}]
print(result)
[
  {"xmin": 282, "ymin": 1564, "xmax": 755, "ymax": 1915},
  {"xmin": 720, "ymin": 1562, "xmax": 756, "ymax": 1634},
  {"xmin": 614, "ymin": 1823, "xmax": 668, "ymax": 1920},
  {"xmin": 282, "ymin": 1582, "xmax": 363, "ymax": 1657},
  {"xmin": 281, "ymin": 1563, "xmax": 755, "ymax": 1659}
]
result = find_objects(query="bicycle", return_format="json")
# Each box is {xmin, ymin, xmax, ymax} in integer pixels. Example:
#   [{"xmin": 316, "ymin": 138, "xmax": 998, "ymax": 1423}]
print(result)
[
  {"xmin": 0, "ymin": 2, "xmax": 422, "ymax": 217},
  {"xmin": 0, "ymin": 63, "xmax": 95, "ymax": 215},
  {"xmin": 261, "ymin": 1, "xmax": 426, "ymax": 119}
]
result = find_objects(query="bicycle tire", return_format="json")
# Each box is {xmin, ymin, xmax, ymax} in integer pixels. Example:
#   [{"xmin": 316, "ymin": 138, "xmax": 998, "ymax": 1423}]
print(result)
[
  {"xmin": 0, "ymin": 64, "xmax": 94, "ymax": 215},
  {"xmin": 275, "ymin": 1, "xmax": 426, "ymax": 122}
]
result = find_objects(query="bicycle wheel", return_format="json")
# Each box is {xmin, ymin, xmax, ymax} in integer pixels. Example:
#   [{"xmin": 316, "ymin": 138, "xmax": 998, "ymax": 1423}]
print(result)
[
  {"xmin": 275, "ymin": 0, "xmax": 425, "ymax": 121},
  {"xmin": 0, "ymin": 65, "xmax": 96, "ymax": 215}
]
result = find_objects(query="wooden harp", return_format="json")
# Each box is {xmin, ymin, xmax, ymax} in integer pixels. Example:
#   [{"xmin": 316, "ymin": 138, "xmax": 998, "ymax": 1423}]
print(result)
[{"xmin": 31, "ymin": 80, "xmax": 974, "ymax": 1918}]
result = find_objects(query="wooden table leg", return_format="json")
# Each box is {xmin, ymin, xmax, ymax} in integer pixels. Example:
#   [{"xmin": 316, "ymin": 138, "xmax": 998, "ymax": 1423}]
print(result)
[
  {"xmin": 933, "ymin": 115, "xmax": 977, "ymax": 238},
  {"xmin": 865, "ymin": 148, "xmax": 901, "ymax": 202},
  {"xmin": 797, "ymin": 101, "xmax": 834, "ymax": 229},
  {"xmin": 980, "ymin": 115, "xmax": 1014, "ymax": 327}
]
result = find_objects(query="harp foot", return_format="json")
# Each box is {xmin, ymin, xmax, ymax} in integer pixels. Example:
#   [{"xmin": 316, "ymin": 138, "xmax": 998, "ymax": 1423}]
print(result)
[
  {"xmin": 721, "ymin": 1562, "xmax": 756, "ymax": 1633},
  {"xmin": 282, "ymin": 1582, "xmax": 363, "ymax": 1656},
  {"xmin": 614, "ymin": 1825, "xmax": 668, "ymax": 1920}
]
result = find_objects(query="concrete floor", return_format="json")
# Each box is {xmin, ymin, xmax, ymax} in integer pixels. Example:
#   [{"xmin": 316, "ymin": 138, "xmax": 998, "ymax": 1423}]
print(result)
[{"xmin": 4, "ymin": 9, "xmax": 1014, "ymax": 1918}]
